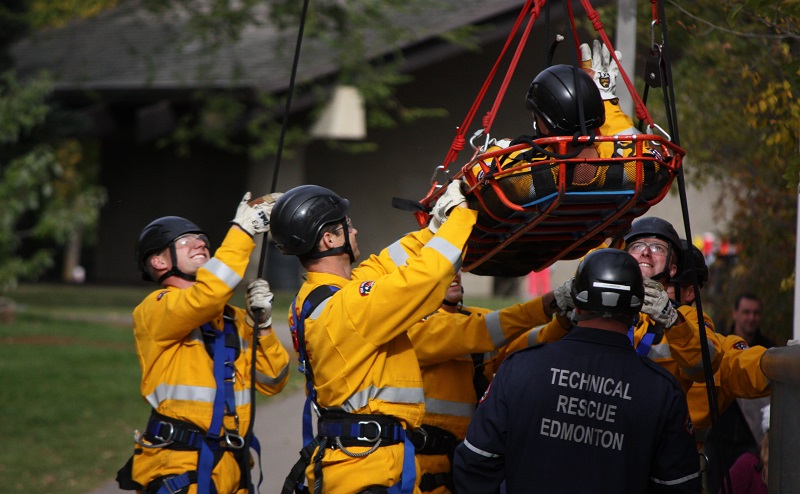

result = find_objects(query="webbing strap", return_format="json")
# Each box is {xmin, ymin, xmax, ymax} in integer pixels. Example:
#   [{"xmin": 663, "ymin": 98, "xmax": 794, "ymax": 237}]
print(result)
[
  {"xmin": 291, "ymin": 285, "xmax": 340, "ymax": 445},
  {"xmin": 386, "ymin": 434, "xmax": 416, "ymax": 494},
  {"xmin": 628, "ymin": 326, "xmax": 656, "ymax": 358},
  {"xmin": 197, "ymin": 321, "xmax": 240, "ymax": 494},
  {"xmin": 154, "ymin": 472, "xmax": 199, "ymax": 494},
  {"xmin": 288, "ymin": 285, "xmax": 339, "ymax": 492}
]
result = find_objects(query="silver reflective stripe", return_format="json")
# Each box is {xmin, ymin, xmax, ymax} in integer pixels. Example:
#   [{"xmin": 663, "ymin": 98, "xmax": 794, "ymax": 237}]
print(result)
[
  {"xmin": 682, "ymin": 340, "xmax": 719, "ymax": 378},
  {"xmin": 425, "ymin": 397, "xmax": 475, "ymax": 418},
  {"xmin": 647, "ymin": 341, "xmax": 672, "ymax": 360},
  {"xmin": 424, "ymin": 237, "xmax": 463, "ymax": 271},
  {"xmin": 343, "ymin": 385, "xmax": 424, "ymax": 412},
  {"xmin": 234, "ymin": 389, "xmax": 252, "ymax": 406},
  {"xmin": 527, "ymin": 324, "xmax": 547, "ymax": 346},
  {"xmin": 203, "ymin": 258, "xmax": 242, "ymax": 290},
  {"xmin": 463, "ymin": 438, "xmax": 502, "ymax": 458},
  {"xmin": 146, "ymin": 382, "xmax": 252, "ymax": 409},
  {"xmin": 309, "ymin": 297, "xmax": 332, "ymax": 319},
  {"xmin": 387, "ymin": 239, "xmax": 410, "ymax": 267},
  {"xmin": 650, "ymin": 470, "xmax": 701, "ymax": 485},
  {"xmin": 187, "ymin": 328, "xmax": 203, "ymax": 343},
  {"xmin": 257, "ymin": 363, "xmax": 289, "ymax": 386},
  {"xmin": 484, "ymin": 311, "xmax": 506, "ymax": 348},
  {"xmin": 647, "ymin": 339, "xmax": 718, "ymax": 377}
]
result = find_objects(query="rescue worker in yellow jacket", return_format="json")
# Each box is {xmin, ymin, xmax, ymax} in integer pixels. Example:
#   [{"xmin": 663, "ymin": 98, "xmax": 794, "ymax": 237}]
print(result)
[
  {"xmin": 124, "ymin": 193, "xmax": 291, "ymax": 494},
  {"xmin": 666, "ymin": 239, "xmax": 770, "ymax": 492},
  {"xmin": 667, "ymin": 240, "xmax": 771, "ymax": 434},
  {"xmin": 271, "ymin": 182, "xmax": 476, "ymax": 494},
  {"xmin": 406, "ymin": 271, "xmax": 573, "ymax": 493},
  {"xmin": 623, "ymin": 217, "xmax": 723, "ymax": 393}
]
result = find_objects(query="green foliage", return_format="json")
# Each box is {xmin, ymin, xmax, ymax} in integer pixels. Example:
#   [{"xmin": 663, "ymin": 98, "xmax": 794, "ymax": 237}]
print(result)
[
  {"xmin": 0, "ymin": 1, "xmax": 110, "ymax": 290},
  {"xmin": 147, "ymin": 1, "xmax": 468, "ymax": 158},
  {"xmin": 663, "ymin": 0, "xmax": 800, "ymax": 342},
  {"xmin": 0, "ymin": 72, "xmax": 60, "ymax": 291},
  {"xmin": 27, "ymin": 0, "xmax": 119, "ymax": 29},
  {"xmin": 0, "ymin": 282, "xmax": 303, "ymax": 494}
]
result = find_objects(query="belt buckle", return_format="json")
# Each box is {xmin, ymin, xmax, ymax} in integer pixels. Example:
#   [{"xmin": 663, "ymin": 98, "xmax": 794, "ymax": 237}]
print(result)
[
  {"xmin": 154, "ymin": 421, "xmax": 175, "ymax": 443},
  {"xmin": 357, "ymin": 420, "xmax": 382, "ymax": 443}
]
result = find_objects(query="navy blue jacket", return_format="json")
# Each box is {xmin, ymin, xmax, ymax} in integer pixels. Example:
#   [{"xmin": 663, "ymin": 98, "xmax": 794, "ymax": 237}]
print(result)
[{"xmin": 453, "ymin": 326, "xmax": 701, "ymax": 493}]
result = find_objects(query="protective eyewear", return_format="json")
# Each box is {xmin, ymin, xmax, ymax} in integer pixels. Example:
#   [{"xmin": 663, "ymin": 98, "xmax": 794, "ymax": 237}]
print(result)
[
  {"xmin": 627, "ymin": 241, "xmax": 669, "ymax": 257},
  {"xmin": 174, "ymin": 233, "xmax": 210, "ymax": 249},
  {"xmin": 334, "ymin": 218, "xmax": 355, "ymax": 234}
]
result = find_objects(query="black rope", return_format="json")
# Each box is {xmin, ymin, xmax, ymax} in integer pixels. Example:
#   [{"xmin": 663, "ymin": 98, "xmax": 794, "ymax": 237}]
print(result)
[
  {"xmin": 245, "ymin": 1, "xmax": 311, "ymax": 492},
  {"xmin": 653, "ymin": 1, "xmax": 727, "ymax": 491}
]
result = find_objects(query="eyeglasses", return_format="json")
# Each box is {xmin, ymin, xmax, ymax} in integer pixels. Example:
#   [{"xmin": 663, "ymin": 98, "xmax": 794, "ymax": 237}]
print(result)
[
  {"xmin": 174, "ymin": 233, "xmax": 210, "ymax": 249},
  {"xmin": 334, "ymin": 218, "xmax": 355, "ymax": 234},
  {"xmin": 627, "ymin": 241, "xmax": 669, "ymax": 257}
]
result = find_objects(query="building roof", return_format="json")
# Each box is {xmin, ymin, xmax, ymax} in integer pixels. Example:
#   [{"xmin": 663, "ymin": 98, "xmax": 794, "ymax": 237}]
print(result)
[{"xmin": 12, "ymin": 0, "xmax": 527, "ymax": 94}]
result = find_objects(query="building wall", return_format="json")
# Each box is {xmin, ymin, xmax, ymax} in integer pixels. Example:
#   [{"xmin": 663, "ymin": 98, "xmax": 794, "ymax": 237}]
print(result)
[{"xmin": 87, "ymin": 18, "xmax": 724, "ymax": 294}]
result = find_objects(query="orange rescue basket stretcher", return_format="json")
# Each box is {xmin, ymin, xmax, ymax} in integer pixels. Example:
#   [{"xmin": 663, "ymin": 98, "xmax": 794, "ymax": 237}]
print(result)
[{"xmin": 438, "ymin": 132, "xmax": 684, "ymax": 277}]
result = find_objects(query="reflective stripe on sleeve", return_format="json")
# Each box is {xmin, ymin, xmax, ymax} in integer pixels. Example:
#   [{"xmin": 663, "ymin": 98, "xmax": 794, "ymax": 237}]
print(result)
[
  {"xmin": 650, "ymin": 470, "xmax": 701, "ymax": 486},
  {"xmin": 647, "ymin": 342, "xmax": 671, "ymax": 361},
  {"xmin": 484, "ymin": 311, "xmax": 506, "ymax": 349},
  {"xmin": 257, "ymin": 363, "xmax": 289, "ymax": 386},
  {"xmin": 424, "ymin": 237, "xmax": 463, "ymax": 272},
  {"xmin": 463, "ymin": 438, "xmax": 502, "ymax": 458},
  {"xmin": 146, "ymin": 383, "xmax": 252, "ymax": 409},
  {"xmin": 343, "ymin": 385, "xmax": 425, "ymax": 412},
  {"xmin": 387, "ymin": 239, "xmax": 410, "ymax": 267},
  {"xmin": 202, "ymin": 258, "xmax": 242, "ymax": 290},
  {"xmin": 425, "ymin": 397, "xmax": 475, "ymax": 418},
  {"xmin": 527, "ymin": 324, "xmax": 547, "ymax": 346},
  {"xmin": 648, "ymin": 340, "xmax": 718, "ymax": 378}
]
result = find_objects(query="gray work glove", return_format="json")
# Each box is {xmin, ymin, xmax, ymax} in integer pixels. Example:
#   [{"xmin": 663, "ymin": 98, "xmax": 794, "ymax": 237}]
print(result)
[
  {"xmin": 232, "ymin": 192, "xmax": 282, "ymax": 237},
  {"xmin": 580, "ymin": 39, "xmax": 621, "ymax": 101},
  {"xmin": 429, "ymin": 180, "xmax": 467, "ymax": 233},
  {"xmin": 642, "ymin": 278, "xmax": 678, "ymax": 328},
  {"xmin": 553, "ymin": 277, "xmax": 575, "ymax": 316},
  {"xmin": 246, "ymin": 279, "xmax": 273, "ymax": 329}
]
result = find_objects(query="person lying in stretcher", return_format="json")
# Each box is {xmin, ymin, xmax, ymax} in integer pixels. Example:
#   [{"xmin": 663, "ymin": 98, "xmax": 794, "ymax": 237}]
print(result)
[{"xmin": 468, "ymin": 41, "xmax": 669, "ymax": 213}]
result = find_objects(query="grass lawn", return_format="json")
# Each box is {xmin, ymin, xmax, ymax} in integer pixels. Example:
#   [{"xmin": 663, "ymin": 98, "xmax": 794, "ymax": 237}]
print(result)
[
  {"xmin": 0, "ymin": 283, "xmax": 302, "ymax": 494},
  {"xmin": 1, "ymin": 283, "xmax": 514, "ymax": 494}
]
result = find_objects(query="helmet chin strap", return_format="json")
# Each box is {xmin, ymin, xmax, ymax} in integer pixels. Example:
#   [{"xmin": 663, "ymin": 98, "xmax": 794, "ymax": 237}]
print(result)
[
  {"xmin": 157, "ymin": 243, "xmax": 197, "ymax": 285},
  {"xmin": 655, "ymin": 247, "xmax": 675, "ymax": 285},
  {"xmin": 308, "ymin": 220, "xmax": 356, "ymax": 264}
]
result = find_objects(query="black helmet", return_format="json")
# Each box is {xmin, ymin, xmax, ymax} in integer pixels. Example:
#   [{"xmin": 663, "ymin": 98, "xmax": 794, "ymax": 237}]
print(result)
[
  {"xmin": 571, "ymin": 249, "xmax": 644, "ymax": 317},
  {"xmin": 136, "ymin": 216, "xmax": 207, "ymax": 282},
  {"xmin": 623, "ymin": 217, "xmax": 683, "ymax": 270},
  {"xmin": 271, "ymin": 185, "xmax": 350, "ymax": 258},
  {"xmin": 525, "ymin": 64, "xmax": 605, "ymax": 136},
  {"xmin": 672, "ymin": 239, "xmax": 709, "ymax": 288}
]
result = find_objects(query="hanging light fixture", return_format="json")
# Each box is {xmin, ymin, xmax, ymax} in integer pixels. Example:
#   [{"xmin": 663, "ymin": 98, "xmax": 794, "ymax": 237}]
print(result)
[{"xmin": 310, "ymin": 85, "xmax": 367, "ymax": 140}]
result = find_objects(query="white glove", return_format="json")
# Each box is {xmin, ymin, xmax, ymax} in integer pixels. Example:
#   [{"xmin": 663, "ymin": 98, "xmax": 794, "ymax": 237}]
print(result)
[
  {"xmin": 429, "ymin": 180, "xmax": 467, "ymax": 233},
  {"xmin": 246, "ymin": 279, "xmax": 273, "ymax": 329},
  {"xmin": 553, "ymin": 277, "xmax": 575, "ymax": 316},
  {"xmin": 232, "ymin": 192, "xmax": 272, "ymax": 237},
  {"xmin": 580, "ymin": 39, "xmax": 621, "ymax": 101},
  {"xmin": 642, "ymin": 278, "xmax": 678, "ymax": 328}
]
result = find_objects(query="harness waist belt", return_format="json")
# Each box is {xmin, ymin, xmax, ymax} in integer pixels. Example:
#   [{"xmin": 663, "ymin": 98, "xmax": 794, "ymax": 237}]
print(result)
[
  {"xmin": 145, "ymin": 410, "xmax": 244, "ymax": 451},
  {"xmin": 317, "ymin": 411, "xmax": 407, "ymax": 448},
  {"xmin": 410, "ymin": 424, "xmax": 459, "ymax": 456}
]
